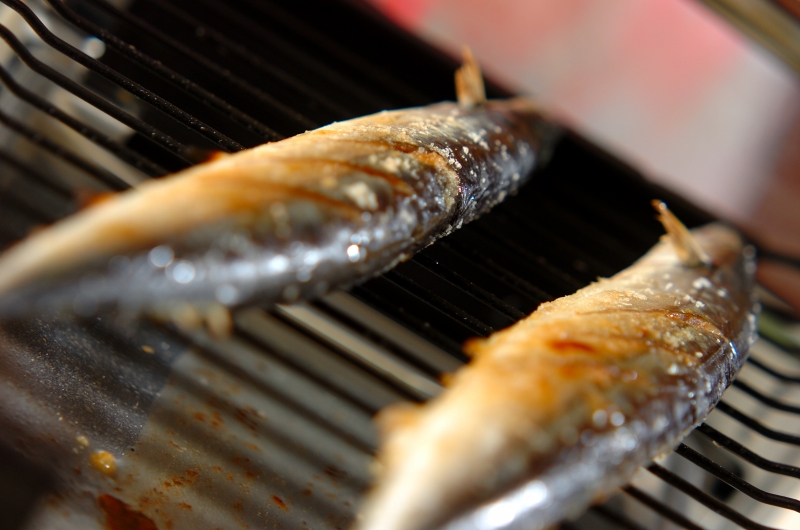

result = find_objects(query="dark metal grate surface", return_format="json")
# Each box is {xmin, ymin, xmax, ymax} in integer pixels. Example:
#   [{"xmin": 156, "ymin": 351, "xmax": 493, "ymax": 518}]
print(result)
[{"xmin": 0, "ymin": 1, "xmax": 799, "ymax": 529}]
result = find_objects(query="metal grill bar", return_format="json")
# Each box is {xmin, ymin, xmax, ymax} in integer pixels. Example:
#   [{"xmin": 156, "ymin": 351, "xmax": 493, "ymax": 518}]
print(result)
[
  {"xmin": 695, "ymin": 423, "xmax": 800, "ymax": 479},
  {"xmin": 1, "ymin": 0, "xmax": 244, "ymax": 151},
  {"xmin": 748, "ymin": 356, "xmax": 800, "ymax": 383},
  {"xmin": 0, "ymin": 2, "xmax": 798, "ymax": 530},
  {"xmin": 90, "ymin": 0, "xmax": 355, "ymax": 123},
  {"xmin": 646, "ymin": 463, "xmax": 780, "ymax": 530},
  {"xmin": 0, "ymin": 57, "xmax": 166, "ymax": 177},
  {"xmin": 589, "ymin": 505, "xmax": 649, "ymax": 530},
  {"xmin": 0, "ymin": 150, "xmax": 72, "ymax": 197},
  {"xmin": 0, "ymin": 19, "xmax": 191, "ymax": 166},
  {"xmin": 0, "ymin": 106, "xmax": 126, "ymax": 187},
  {"xmin": 733, "ymin": 379, "xmax": 800, "ymax": 413},
  {"xmin": 48, "ymin": 0, "xmax": 294, "ymax": 137},
  {"xmin": 718, "ymin": 401, "xmax": 800, "ymax": 446},
  {"xmin": 674, "ymin": 443, "xmax": 800, "ymax": 512},
  {"xmin": 227, "ymin": 0, "xmax": 423, "ymax": 105},
  {"xmin": 621, "ymin": 485, "xmax": 704, "ymax": 530}
]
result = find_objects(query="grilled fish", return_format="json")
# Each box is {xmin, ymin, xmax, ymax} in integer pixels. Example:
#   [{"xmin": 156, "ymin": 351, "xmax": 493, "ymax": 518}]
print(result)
[
  {"xmin": 0, "ymin": 50, "xmax": 557, "ymax": 318},
  {"xmin": 355, "ymin": 202, "xmax": 758, "ymax": 530}
]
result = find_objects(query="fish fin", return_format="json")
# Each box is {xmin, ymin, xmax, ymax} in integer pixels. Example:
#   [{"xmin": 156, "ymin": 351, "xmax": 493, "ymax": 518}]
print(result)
[
  {"xmin": 182, "ymin": 146, "xmax": 230, "ymax": 165},
  {"xmin": 462, "ymin": 336, "xmax": 486, "ymax": 357},
  {"xmin": 455, "ymin": 46, "xmax": 486, "ymax": 108},
  {"xmin": 652, "ymin": 200, "xmax": 711, "ymax": 267},
  {"xmin": 439, "ymin": 372, "xmax": 455, "ymax": 387},
  {"xmin": 75, "ymin": 189, "xmax": 116, "ymax": 210},
  {"xmin": 374, "ymin": 402, "xmax": 421, "ymax": 439}
]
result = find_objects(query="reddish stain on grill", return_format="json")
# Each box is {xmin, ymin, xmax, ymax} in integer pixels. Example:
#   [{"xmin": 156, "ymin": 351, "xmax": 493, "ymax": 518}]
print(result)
[
  {"xmin": 234, "ymin": 406, "xmax": 261, "ymax": 432},
  {"xmin": 549, "ymin": 340, "xmax": 595, "ymax": 353},
  {"xmin": 272, "ymin": 496, "xmax": 289, "ymax": 511},
  {"xmin": 323, "ymin": 465, "xmax": 347, "ymax": 479},
  {"xmin": 97, "ymin": 494, "xmax": 158, "ymax": 530}
]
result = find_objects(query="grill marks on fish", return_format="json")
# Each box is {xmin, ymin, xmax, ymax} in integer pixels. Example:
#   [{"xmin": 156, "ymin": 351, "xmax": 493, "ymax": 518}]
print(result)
[
  {"xmin": 354, "ymin": 211, "xmax": 757, "ymax": 530},
  {"xmin": 0, "ymin": 89, "xmax": 556, "ymax": 316}
]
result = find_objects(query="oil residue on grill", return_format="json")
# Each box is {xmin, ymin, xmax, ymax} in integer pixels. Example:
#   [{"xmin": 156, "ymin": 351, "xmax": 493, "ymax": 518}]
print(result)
[{"xmin": 98, "ymin": 494, "xmax": 158, "ymax": 530}]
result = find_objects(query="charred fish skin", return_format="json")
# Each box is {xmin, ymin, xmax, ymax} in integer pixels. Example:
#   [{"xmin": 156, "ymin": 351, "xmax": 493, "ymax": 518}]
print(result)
[
  {"xmin": 354, "ymin": 219, "xmax": 757, "ymax": 530},
  {"xmin": 0, "ymin": 96, "xmax": 558, "ymax": 317}
]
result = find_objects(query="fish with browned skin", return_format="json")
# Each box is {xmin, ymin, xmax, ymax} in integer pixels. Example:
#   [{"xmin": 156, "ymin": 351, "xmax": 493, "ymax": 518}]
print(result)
[
  {"xmin": 354, "ymin": 202, "xmax": 757, "ymax": 530},
  {"xmin": 0, "ymin": 49, "xmax": 557, "ymax": 320}
]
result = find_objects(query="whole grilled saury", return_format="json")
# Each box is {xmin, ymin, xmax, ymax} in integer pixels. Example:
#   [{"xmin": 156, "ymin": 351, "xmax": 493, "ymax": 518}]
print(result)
[
  {"xmin": 0, "ymin": 50, "xmax": 557, "ymax": 319},
  {"xmin": 355, "ymin": 203, "xmax": 758, "ymax": 530}
]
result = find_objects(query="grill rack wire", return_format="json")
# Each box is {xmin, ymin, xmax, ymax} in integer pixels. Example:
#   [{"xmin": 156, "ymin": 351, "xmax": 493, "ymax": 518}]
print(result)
[{"xmin": 0, "ymin": 1, "xmax": 799, "ymax": 529}]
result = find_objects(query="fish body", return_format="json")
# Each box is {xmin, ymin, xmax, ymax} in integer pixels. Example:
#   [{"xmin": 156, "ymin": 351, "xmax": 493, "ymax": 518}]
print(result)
[
  {"xmin": 355, "ymin": 219, "xmax": 757, "ymax": 530},
  {"xmin": 0, "ymin": 98, "xmax": 556, "ymax": 316}
]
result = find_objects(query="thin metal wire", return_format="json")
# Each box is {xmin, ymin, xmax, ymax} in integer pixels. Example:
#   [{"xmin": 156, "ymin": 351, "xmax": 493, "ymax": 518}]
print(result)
[
  {"xmin": 412, "ymin": 252, "xmax": 529, "ymax": 322},
  {"xmin": 717, "ymin": 401, "xmax": 800, "ymax": 445},
  {"xmin": 748, "ymin": 356, "xmax": 800, "ymax": 383},
  {"xmin": 382, "ymin": 269, "xmax": 496, "ymax": 338},
  {"xmin": 733, "ymin": 379, "xmax": 800, "ymax": 414},
  {"xmin": 0, "ymin": 22, "xmax": 191, "ymax": 166},
  {"xmin": 590, "ymin": 504, "xmax": 650, "ymax": 530},
  {"xmin": 235, "ymin": 0, "xmax": 428, "ymax": 104},
  {"xmin": 48, "ymin": 0, "xmax": 296, "ymax": 136},
  {"xmin": 696, "ymin": 423, "xmax": 800, "ymax": 480},
  {"xmin": 0, "ymin": 106, "xmax": 125, "ymax": 188},
  {"xmin": 1, "ymin": 2, "xmax": 798, "ymax": 529},
  {"xmin": 95, "ymin": 0, "xmax": 354, "ymax": 121},
  {"xmin": 0, "ymin": 59, "xmax": 166, "ymax": 177},
  {"xmin": 675, "ymin": 443, "xmax": 800, "ymax": 512},
  {"xmin": 0, "ymin": 190, "xmax": 55, "ymax": 223},
  {"xmin": 441, "ymin": 235, "xmax": 554, "ymax": 303},
  {"xmin": 621, "ymin": 485, "xmax": 704, "ymax": 530},
  {"xmin": 1, "ymin": 0, "xmax": 244, "ymax": 151},
  {"xmin": 0, "ymin": 149, "xmax": 72, "ymax": 197},
  {"xmin": 191, "ymin": 0, "xmax": 401, "ymax": 107},
  {"xmin": 646, "ymin": 463, "xmax": 780, "ymax": 530}
]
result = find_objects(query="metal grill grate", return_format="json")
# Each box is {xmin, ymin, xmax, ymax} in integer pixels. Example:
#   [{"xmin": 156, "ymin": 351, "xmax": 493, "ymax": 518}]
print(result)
[{"xmin": 0, "ymin": 1, "xmax": 799, "ymax": 529}]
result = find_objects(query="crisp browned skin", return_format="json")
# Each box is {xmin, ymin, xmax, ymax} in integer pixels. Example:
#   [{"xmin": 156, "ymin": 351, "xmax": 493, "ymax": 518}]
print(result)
[
  {"xmin": 0, "ymin": 91, "xmax": 552, "ymax": 319},
  {"xmin": 356, "ymin": 223, "xmax": 754, "ymax": 530},
  {"xmin": 0, "ymin": 121, "xmax": 458, "ymax": 294}
]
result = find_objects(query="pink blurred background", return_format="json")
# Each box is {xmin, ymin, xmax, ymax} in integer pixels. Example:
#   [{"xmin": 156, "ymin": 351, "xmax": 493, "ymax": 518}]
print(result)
[{"xmin": 368, "ymin": 0, "xmax": 800, "ymax": 306}]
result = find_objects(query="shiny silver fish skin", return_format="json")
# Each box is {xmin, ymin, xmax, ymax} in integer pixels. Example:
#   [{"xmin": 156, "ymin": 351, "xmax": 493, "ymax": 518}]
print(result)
[
  {"xmin": 0, "ymin": 97, "xmax": 558, "ymax": 316},
  {"xmin": 355, "ymin": 222, "xmax": 758, "ymax": 530}
]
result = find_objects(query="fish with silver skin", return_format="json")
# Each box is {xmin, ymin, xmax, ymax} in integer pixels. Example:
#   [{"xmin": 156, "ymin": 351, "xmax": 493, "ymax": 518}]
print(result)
[
  {"xmin": 0, "ymin": 50, "xmax": 557, "ymax": 319},
  {"xmin": 354, "ymin": 202, "xmax": 758, "ymax": 530}
]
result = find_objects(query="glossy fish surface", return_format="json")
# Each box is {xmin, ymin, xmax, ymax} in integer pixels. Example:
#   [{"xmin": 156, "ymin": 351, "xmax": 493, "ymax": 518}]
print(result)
[
  {"xmin": 354, "ymin": 211, "xmax": 758, "ymax": 530},
  {"xmin": 0, "ymin": 65, "xmax": 557, "ymax": 317}
]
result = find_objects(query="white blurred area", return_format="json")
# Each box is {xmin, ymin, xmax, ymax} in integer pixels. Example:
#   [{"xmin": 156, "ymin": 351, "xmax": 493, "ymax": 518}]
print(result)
[{"xmin": 368, "ymin": 0, "xmax": 800, "ymax": 224}]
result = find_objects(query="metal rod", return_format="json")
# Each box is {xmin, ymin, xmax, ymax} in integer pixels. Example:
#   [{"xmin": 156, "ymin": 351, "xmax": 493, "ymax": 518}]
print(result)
[
  {"xmin": 696, "ymin": 423, "xmax": 800, "ymax": 479},
  {"xmin": 733, "ymin": 379, "xmax": 800, "ymax": 414},
  {"xmin": 674, "ymin": 443, "xmax": 800, "ymax": 512},
  {"xmin": 646, "ymin": 463, "xmax": 780, "ymax": 530},
  {"xmin": 0, "ymin": 149, "xmax": 72, "ymax": 197},
  {"xmin": 99, "ymin": 0, "xmax": 353, "ymax": 121},
  {"xmin": 1, "ymin": 0, "xmax": 244, "ymax": 152},
  {"xmin": 621, "ymin": 485, "xmax": 704, "ymax": 530},
  {"xmin": 0, "ymin": 58, "xmax": 165, "ymax": 178},
  {"xmin": 748, "ymin": 356, "xmax": 800, "ymax": 383},
  {"xmin": 717, "ymin": 401, "xmax": 800, "ymax": 445},
  {"xmin": 0, "ymin": 107, "xmax": 125, "ymax": 189},
  {"xmin": 0, "ymin": 21, "xmax": 190, "ymax": 165},
  {"xmin": 49, "ymin": 0, "xmax": 293, "ymax": 137}
]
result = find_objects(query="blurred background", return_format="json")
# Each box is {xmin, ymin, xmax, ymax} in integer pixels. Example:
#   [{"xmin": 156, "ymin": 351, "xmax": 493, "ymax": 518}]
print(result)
[{"xmin": 366, "ymin": 0, "xmax": 800, "ymax": 306}]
